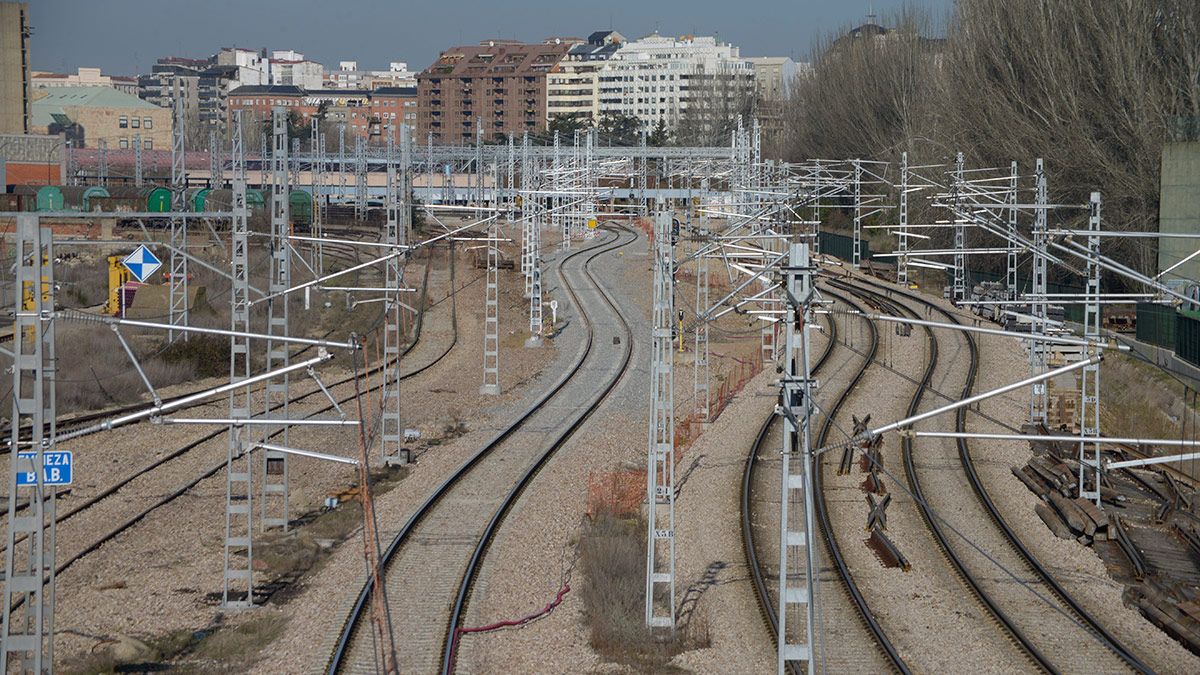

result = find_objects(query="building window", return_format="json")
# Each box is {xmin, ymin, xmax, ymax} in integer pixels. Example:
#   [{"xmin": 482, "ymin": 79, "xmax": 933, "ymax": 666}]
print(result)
[
  {"xmin": 144, "ymin": 118, "xmax": 153, "ymax": 129},
  {"xmin": 119, "ymin": 116, "xmax": 128, "ymax": 128},
  {"xmin": 144, "ymin": 139, "xmax": 153, "ymax": 150},
  {"xmin": 131, "ymin": 118, "xmax": 140, "ymax": 128},
  {"xmin": 119, "ymin": 138, "xmax": 129, "ymax": 149}
]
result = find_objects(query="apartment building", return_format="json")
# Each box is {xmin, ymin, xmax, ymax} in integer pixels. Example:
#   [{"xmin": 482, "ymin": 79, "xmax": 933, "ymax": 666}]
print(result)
[
  {"xmin": 32, "ymin": 67, "xmax": 137, "ymax": 95},
  {"xmin": 546, "ymin": 31, "xmax": 623, "ymax": 124},
  {"xmin": 30, "ymin": 86, "xmax": 171, "ymax": 150},
  {"xmin": 227, "ymin": 85, "xmax": 417, "ymax": 140},
  {"xmin": 269, "ymin": 50, "xmax": 323, "ymax": 90},
  {"xmin": 325, "ymin": 61, "xmax": 417, "ymax": 90},
  {"xmin": 597, "ymin": 33, "xmax": 754, "ymax": 132},
  {"xmin": 417, "ymin": 39, "xmax": 577, "ymax": 144}
]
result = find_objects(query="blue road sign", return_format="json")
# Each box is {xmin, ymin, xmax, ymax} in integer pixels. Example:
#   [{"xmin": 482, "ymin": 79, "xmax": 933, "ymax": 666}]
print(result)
[
  {"xmin": 15, "ymin": 451, "xmax": 73, "ymax": 486},
  {"xmin": 122, "ymin": 245, "xmax": 162, "ymax": 283}
]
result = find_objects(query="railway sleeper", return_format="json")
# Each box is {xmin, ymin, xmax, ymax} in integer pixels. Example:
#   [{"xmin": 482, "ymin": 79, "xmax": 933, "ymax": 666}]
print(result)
[
  {"xmin": 1036, "ymin": 502, "xmax": 1074, "ymax": 540},
  {"xmin": 1128, "ymin": 584, "xmax": 1200, "ymax": 658},
  {"xmin": 865, "ymin": 493, "xmax": 891, "ymax": 531},
  {"xmin": 1174, "ymin": 524, "xmax": 1200, "ymax": 566},
  {"xmin": 865, "ymin": 525, "xmax": 910, "ymax": 571},
  {"xmin": 1011, "ymin": 465, "xmax": 1051, "ymax": 498},
  {"xmin": 1111, "ymin": 515, "xmax": 1149, "ymax": 581}
]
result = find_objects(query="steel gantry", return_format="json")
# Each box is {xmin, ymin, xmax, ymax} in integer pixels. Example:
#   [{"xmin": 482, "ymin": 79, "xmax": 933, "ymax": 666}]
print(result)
[
  {"xmin": 952, "ymin": 151, "xmax": 967, "ymax": 301},
  {"xmin": 354, "ymin": 135, "xmax": 368, "ymax": 220},
  {"xmin": 1006, "ymin": 161, "xmax": 1019, "ymax": 299},
  {"xmin": 2, "ymin": 215, "xmax": 57, "ymax": 675},
  {"xmin": 897, "ymin": 152, "xmax": 910, "ymax": 286},
  {"xmin": 480, "ymin": 216, "xmax": 501, "ymax": 396},
  {"xmin": 645, "ymin": 211, "xmax": 677, "ymax": 629},
  {"xmin": 380, "ymin": 126, "xmax": 409, "ymax": 464},
  {"xmin": 97, "ymin": 139, "xmax": 108, "ymax": 187},
  {"xmin": 777, "ymin": 242, "xmax": 818, "ymax": 675},
  {"xmin": 1078, "ymin": 192, "xmax": 1104, "ymax": 505},
  {"xmin": 311, "ymin": 118, "xmax": 326, "ymax": 276},
  {"xmin": 693, "ymin": 210, "xmax": 711, "ymax": 421},
  {"xmin": 168, "ymin": 85, "xmax": 189, "ymax": 342},
  {"xmin": 262, "ymin": 108, "xmax": 292, "ymax": 530},
  {"xmin": 224, "ymin": 111, "xmax": 256, "ymax": 608},
  {"xmin": 134, "ymin": 133, "xmax": 143, "ymax": 187},
  {"xmin": 852, "ymin": 159, "xmax": 863, "ymax": 268},
  {"xmin": 1029, "ymin": 159, "xmax": 1050, "ymax": 425}
]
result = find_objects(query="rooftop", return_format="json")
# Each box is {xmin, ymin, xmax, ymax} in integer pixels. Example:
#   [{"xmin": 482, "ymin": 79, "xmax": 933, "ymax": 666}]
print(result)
[
  {"xmin": 373, "ymin": 86, "xmax": 418, "ymax": 96},
  {"xmin": 421, "ymin": 41, "xmax": 574, "ymax": 78},
  {"xmin": 31, "ymin": 86, "xmax": 159, "ymax": 128},
  {"xmin": 228, "ymin": 84, "xmax": 306, "ymax": 96},
  {"xmin": 32, "ymin": 86, "xmax": 158, "ymax": 109}
]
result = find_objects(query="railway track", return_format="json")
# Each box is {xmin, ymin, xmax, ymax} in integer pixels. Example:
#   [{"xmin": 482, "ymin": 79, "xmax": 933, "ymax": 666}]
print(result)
[
  {"xmin": 2, "ymin": 243, "xmax": 463, "ymax": 599},
  {"xmin": 843, "ymin": 274, "xmax": 1150, "ymax": 673},
  {"xmin": 746, "ymin": 268, "xmax": 1153, "ymax": 673},
  {"xmin": 326, "ymin": 226, "xmax": 637, "ymax": 675},
  {"xmin": 743, "ymin": 286, "xmax": 910, "ymax": 673}
]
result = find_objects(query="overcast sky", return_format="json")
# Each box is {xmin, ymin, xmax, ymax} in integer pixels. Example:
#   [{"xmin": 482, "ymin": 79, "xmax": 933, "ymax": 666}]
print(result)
[{"xmin": 28, "ymin": 0, "xmax": 953, "ymax": 76}]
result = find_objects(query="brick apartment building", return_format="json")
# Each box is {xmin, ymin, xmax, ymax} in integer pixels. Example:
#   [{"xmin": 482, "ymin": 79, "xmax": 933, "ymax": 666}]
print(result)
[
  {"xmin": 227, "ymin": 84, "xmax": 416, "ymax": 140},
  {"xmin": 417, "ymin": 39, "xmax": 577, "ymax": 144}
]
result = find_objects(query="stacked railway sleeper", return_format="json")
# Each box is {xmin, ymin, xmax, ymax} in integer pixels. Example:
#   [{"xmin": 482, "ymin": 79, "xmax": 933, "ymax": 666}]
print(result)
[
  {"xmin": 845, "ymin": 274, "xmax": 1150, "ymax": 672},
  {"xmin": 1016, "ymin": 431, "xmax": 1200, "ymax": 655}
]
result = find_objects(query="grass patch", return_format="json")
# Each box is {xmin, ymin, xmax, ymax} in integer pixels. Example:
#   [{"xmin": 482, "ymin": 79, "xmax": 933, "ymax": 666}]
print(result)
[
  {"xmin": 1101, "ymin": 352, "xmax": 1198, "ymax": 440},
  {"xmin": 578, "ymin": 508, "xmax": 709, "ymax": 672},
  {"xmin": 256, "ymin": 463, "xmax": 410, "ymax": 588},
  {"xmin": 189, "ymin": 615, "xmax": 288, "ymax": 667}
]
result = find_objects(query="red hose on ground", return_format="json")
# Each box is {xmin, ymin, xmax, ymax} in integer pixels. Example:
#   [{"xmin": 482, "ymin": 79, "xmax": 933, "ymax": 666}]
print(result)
[{"xmin": 447, "ymin": 582, "xmax": 571, "ymax": 669}]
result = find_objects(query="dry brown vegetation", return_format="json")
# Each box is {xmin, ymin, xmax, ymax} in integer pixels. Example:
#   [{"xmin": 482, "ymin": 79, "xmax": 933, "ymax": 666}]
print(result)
[
  {"xmin": 578, "ymin": 506, "xmax": 710, "ymax": 672},
  {"xmin": 0, "ymin": 238, "xmax": 393, "ymax": 416}
]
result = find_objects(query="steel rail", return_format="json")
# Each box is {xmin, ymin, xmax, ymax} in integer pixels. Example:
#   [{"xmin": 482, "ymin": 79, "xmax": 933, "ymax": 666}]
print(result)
[
  {"xmin": 325, "ymin": 227, "xmax": 637, "ymax": 675},
  {"xmin": 1, "ymin": 245, "xmax": 459, "ymax": 597},
  {"xmin": 830, "ymin": 278, "xmax": 1056, "ymax": 673},
  {"xmin": 849, "ymin": 274, "xmax": 1151, "ymax": 674},
  {"xmin": 807, "ymin": 286, "xmax": 912, "ymax": 673},
  {"xmin": 441, "ymin": 224, "xmax": 639, "ymax": 672},
  {"xmin": 741, "ymin": 310, "xmax": 840, "ymax": 675}
]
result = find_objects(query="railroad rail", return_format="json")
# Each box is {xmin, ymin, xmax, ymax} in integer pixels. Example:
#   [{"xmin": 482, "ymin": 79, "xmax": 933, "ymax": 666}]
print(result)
[
  {"xmin": 326, "ymin": 226, "xmax": 637, "ymax": 674},
  {"xmin": 2, "ymin": 242, "xmax": 463, "ymax": 602},
  {"xmin": 839, "ymin": 275, "xmax": 1150, "ymax": 673}
]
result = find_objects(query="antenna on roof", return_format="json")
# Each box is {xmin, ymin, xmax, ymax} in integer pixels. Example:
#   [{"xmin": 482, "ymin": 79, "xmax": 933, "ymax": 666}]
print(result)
[{"xmin": 867, "ymin": 3, "xmax": 878, "ymax": 25}]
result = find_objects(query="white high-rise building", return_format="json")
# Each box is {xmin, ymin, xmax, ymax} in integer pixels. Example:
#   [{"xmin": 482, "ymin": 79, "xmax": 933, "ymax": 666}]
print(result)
[
  {"xmin": 325, "ymin": 60, "xmax": 416, "ymax": 90},
  {"xmin": 269, "ymin": 50, "xmax": 324, "ymax": 90},
  {"xmin": 217, "ymin": 48, "xmax": 268, "ymax": 87},
  {"xmin": 597, "ymin": 33, "xmax": 754, "ymax": 132}
]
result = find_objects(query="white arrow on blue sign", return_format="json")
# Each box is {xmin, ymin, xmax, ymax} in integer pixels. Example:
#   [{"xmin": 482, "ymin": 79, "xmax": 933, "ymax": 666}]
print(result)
[
  {"xmin": 15, "ymin": 450, "xmax": 73, "ymax": 486},
  {"xmin": 122, "ymin": 244, "xmax": 163, "ymax": 283}
]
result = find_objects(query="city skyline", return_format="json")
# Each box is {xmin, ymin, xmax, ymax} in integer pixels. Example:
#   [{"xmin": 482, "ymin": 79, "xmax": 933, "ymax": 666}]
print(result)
[{"xmin": 26, "ymin": 0, "xmax": 951, "ymax": 76}]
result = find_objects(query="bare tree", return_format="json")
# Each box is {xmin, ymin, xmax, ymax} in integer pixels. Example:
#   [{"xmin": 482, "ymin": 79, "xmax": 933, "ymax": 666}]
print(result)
[
  {"xmin": 782, "ymin": 0, "xmax": 1200, "ymax": 277},
  {"xmin": 675, "ymin": 70, "xmax": 757, "ymax": 147}
]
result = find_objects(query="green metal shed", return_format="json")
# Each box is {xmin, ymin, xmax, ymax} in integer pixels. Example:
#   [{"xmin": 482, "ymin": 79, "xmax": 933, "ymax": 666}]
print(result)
[
  {"xmin": 35, "ymin": 186, "xmax": 64, "ymax": 211},
  {"xmin": 82, "ymin": 186, "xmax": 110, "ymax": 211},
  {"xmin": 192, "ymin": 188, "xmax": 212, "ymax": 212},
  {"xmin": 145, "ymin": 187, "xmax": 172, "ymax": 212},
  {"xmin": 289, "ymin": 190, "xmax": 312, "ymax": 226}
]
